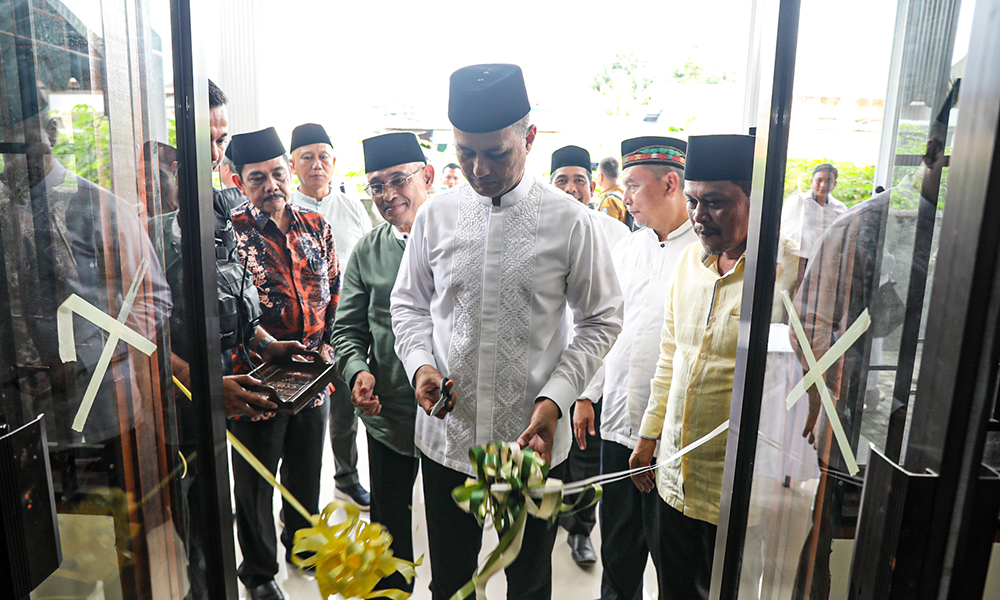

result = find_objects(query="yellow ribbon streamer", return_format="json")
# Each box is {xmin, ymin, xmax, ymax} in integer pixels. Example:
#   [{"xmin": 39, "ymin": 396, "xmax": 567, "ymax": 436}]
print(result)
[{"xmin": 172, "ymin": 376, "xmax": 419, "ymax": 598}]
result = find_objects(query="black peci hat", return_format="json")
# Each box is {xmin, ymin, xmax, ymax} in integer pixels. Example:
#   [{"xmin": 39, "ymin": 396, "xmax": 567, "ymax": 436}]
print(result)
[
  {"xmin": 448, "ymin": 64, "xmax": 531, "ymax": 134},
  {"xmin": 683, "ymin": 134, "xmax": 755, "ymax": 182},
  {"xmin": 550, "ymin": 145, "xmax": 591, "ymax": 174},
  {"xmin": 228, "ymin": 126, "xmax": 286, "ymax": 166},
  {"xmin": 363, "ymin": 132, "xmax": 427, "ymax": 174},
  {"xmin": 290, "ymin": 123, "xmax": 332, "ymax": 153}
]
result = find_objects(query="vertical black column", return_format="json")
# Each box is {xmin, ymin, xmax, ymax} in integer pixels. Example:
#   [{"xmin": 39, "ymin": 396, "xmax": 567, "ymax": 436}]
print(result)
[
  {"xmin": 169, "ymin": 0, "xmax": 238, "ymax": 598},
  {"xmin": 710, "ymin": 0, "xmax": 801, "ymax": 596}
]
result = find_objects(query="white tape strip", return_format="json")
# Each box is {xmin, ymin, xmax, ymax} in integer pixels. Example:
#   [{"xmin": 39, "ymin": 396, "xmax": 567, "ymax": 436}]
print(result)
[
  {"xmin": 57, "ymin": 259, "xmax": 156, "ymax": 432},
  {"xmin": 559, "ymin": 419, "xmax": 730, "ymax": 495},
  {"xmin": 780, "ymin": 290, "xmax": 867, "ymax": 475}
]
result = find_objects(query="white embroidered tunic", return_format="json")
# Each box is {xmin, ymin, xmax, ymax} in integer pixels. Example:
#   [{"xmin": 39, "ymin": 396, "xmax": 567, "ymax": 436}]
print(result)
[
  {"xmin": 582, "ymin": 223, "xmax": 700, "ymax": 450},
  {"xmin": 391, "ymin": 175, "xmax": 623, "ymax": 475}
]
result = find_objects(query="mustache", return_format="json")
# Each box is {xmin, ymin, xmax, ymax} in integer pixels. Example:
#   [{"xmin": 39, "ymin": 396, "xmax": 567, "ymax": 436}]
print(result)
[{"xmin": 262, "ymin": 192, "xmax": 286, "ymax": 203}]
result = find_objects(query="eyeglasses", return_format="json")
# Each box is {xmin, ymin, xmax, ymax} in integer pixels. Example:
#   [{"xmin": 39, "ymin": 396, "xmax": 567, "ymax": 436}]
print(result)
[{"xmin": 365, "ymin": 165, "xmax": 425, "ymax": 198}]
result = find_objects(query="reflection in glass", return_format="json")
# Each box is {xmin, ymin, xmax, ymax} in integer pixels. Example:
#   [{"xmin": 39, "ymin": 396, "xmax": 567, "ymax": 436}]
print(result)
[
  {"xmin": 0, "ymin": 1, "xmax": 200, "ymax": 599},
  {"xmin": 737, "ymin": 0, "xmax": 970, "ymax": 597}
]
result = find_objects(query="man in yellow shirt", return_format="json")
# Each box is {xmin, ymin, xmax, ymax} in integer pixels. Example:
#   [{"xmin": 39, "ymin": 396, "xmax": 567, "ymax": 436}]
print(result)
[
  {"xmin": 629, "ymin": 134, "xmax": 755, "ymax": 599},
  {"xmin": 596, "ymin": 156, "xmax": 630, "ymax": 225}
]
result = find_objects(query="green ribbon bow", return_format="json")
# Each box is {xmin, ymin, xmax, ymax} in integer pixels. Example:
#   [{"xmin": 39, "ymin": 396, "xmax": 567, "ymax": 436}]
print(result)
[{"xmin": 449, "ymin": 442, "xmax": 602, "ymax": 600}]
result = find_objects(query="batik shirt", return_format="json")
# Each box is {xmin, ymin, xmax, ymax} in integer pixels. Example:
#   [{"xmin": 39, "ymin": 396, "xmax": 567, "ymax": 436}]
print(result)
[{"xmin": 231, "ymin": 201, "xmax": 340, "ymax": 417}]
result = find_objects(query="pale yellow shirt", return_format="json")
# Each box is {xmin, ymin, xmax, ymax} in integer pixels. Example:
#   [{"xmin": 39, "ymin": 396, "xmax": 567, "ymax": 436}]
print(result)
[{"xmin": 638, "ymin": 242, "xmax": 745, "ymax": 525}]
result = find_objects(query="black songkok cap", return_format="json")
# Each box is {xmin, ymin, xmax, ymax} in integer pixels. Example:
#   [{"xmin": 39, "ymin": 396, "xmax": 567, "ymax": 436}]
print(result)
[
  {"xmin": 363, "ymin": 132, "xmax": 427, "ymax": 174},
  {"xmin": 621, "ymin": 136, "xmax": 687, "ymax": 169},
  {"xmin": 449, "ymin": 64, "xmax": 531, "ymax": 133},
  {"xmin": 290, "ymin": 123, "xmax": 332, "ymax": 153},
  {"xmin": 684, "ymin": 134, "xmax": 756, "ymax": 182},
  {"xmin": 550, "ymin": 145, "xmax": 591, "ymax": 174},
  {"xmin": 228, "ymin": 126, "xmax": 286, "ymax": 166}
]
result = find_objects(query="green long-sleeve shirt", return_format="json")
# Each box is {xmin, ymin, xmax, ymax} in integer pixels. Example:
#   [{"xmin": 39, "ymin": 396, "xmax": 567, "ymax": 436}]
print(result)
[{"xmin": 332, "ymin": 223, "xmax": 418, "ymax": 456}]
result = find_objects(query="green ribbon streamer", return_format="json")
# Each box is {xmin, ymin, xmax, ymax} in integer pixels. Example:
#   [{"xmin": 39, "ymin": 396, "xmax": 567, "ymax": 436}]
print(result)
[{"xmin": 449, "ymin": 442, "xmax": 602, "ymax": 600}]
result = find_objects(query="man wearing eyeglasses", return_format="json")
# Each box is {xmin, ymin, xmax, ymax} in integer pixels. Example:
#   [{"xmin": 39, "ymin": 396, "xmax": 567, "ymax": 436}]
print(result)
[
  {"xmin": 288, "ymin": 123, "xmax": 372, "ymax": 511},
  {"xmin": 331, "ymin": 132, "xmax": 433, "ymax": 595},
  {"xmin": 391, "ymin": 64, "xmax": 623, "ymax": 600}
]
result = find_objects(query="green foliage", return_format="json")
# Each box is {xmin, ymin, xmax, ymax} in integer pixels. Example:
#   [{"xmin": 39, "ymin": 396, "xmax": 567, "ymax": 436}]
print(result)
[
  {"xmin": 784, "ymin": 158, "xmax": 875, "ymax": 208},
  {"xmin": 52, "ymin": 105, "xmax": 113, "ymax": 189},
  {"xmin": 591, "ymin": 51, "xmax": 655, "ymax": 116},
  {"xmin": 671, "ymin": 58, "xmax": 735, "ymax": 84}
]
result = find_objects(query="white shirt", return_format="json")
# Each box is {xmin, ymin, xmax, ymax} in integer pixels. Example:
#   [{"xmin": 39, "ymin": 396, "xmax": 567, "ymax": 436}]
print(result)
[
  {"xmin": 290, "ymin": 186, "xmax": 373, "ymax": 265},
  {"xmin": 582, "ymin": 224, "xmax": 699, "ymax": 449},
  {"xmin": 780, "ymin": 191, "xmax": 847, "ymax": 259},
  {"xmin": 591, "ymin": 208, "xmax": 631, "ymax": 250},
  {"xmin": 391, "ymin": 175, "xmax": 624, "ymax": 475}
]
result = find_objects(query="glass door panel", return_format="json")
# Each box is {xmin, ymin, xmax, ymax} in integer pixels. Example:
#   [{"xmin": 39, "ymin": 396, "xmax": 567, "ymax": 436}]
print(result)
[
  {"xmin": 0, "ymin": 1, "xmax": 211, "ymax": 598},
  {"xmin": 735, "ymin": 0, "xmax": 973, "ymax": 597}
]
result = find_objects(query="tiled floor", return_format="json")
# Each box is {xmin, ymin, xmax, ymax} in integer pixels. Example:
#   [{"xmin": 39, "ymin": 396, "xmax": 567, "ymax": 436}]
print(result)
[{"xmin": 233, "ymin": 429, "xmax": 659, "ymax": 600}]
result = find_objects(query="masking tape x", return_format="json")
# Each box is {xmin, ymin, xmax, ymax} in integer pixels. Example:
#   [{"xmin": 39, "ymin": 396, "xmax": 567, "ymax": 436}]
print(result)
[
  {"xmin": 780, "ymin": 290, "xmax": 869, "ymax": 475},
  {"xmin": 58, "ymin": 258, "xmax": 156, "ymax": 432}
]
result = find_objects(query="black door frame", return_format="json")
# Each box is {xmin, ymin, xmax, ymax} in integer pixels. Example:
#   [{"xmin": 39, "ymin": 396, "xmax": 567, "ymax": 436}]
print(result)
[{"xmin": 170, "ymin": 0, "xmax": 240, "ymax": 598}]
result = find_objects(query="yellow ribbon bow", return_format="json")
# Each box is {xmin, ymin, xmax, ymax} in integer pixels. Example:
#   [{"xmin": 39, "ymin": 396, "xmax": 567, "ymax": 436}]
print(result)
[{"xmin": 173, "ymin": 376, "xmax": 420, "ymax": 599}]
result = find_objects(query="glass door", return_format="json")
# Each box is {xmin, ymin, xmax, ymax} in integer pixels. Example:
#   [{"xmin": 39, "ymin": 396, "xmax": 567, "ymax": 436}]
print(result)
[
  {"xmin": 0, "ymin": 1, "xmax": 231, "ymax": 599},
  {"xmin": 714, "ymin": 0, "xmax": 1000, "ymax": 597}
]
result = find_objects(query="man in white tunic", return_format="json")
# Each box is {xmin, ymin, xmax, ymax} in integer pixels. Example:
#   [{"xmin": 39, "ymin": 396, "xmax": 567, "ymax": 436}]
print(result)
[
  {"xmin": 548, "ymin": 144, "xmax": 628, "ymax": 567},
  {"xmin": 582, "ymin": 137, "xmax": 699, "ymax": 600},
  {"xmin": 391, "ymin": 63, "xmax": 623, "ymax": 600},
  {"xmin": 288, "ymin": 122, "xmax": 371, "ymax": 509},
  {"xmin": 780, "ymin": 163, "xmax": 846, "ymax": 264}
]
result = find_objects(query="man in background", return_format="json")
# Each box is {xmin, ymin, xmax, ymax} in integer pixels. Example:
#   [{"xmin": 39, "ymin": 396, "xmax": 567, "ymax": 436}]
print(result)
[
  {"xmin": 781, "ymin": 163, "xmax": 846, "ymax": 267},
  {"xmin": 596, "ymin": 156, "xmax": 630, "ymax": 226},
  {"xmin": 288, "ymin": 122, "xmax": 371, "ymax": 510},
  {"xmin": 549, "ymin": 144, "xmax": 628, "ymax": 569},
  {"xmin": 441, "ymin": 162, "xmax": 462, "ymax": 188}
]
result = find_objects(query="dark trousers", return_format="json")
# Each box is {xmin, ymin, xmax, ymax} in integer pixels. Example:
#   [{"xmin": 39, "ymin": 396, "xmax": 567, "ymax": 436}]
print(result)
[
  {"xmin": 651, "ymin": 499, "xmax": 717, "ymax": 600},
  {"xmin": 599, "ymin": 440, "xmax": 661, "ymax": 600},
  {"xmin": 368, "ymin": 434, "xmax": 420, "ymax": 595},
  {"xmin": 421, "ymin": 456, "xmax": 564, "ymax": 600},
  {"xmin": 559, "ymin": 400, "xmax": 602, "ymax": 536},
  {"xmin": 230, "ymin": 402, "xmax": 328, "ymax": 587},
  {"xmin": 328, "ymin": 376, "xmax": 360, "ymax": 487}
]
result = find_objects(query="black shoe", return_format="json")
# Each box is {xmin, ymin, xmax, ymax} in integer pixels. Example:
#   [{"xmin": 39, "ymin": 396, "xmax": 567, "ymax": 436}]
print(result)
[
  {"xmin": 568, "ymin": 533, "xmax": 597, "ymax": 568},
  {"xmin": 246, "ymin": 580, "xmax": 284, "ymax": 600},
  {"xmin": 335, "ymin": 483, "xmax": 371, "ymax": 510}
]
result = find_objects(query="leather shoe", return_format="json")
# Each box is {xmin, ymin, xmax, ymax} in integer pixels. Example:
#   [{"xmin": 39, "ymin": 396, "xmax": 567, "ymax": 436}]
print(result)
[
  {"xmin": 246, "ymin": 580, "xmax": 284, "ymax": 600},
  {"xmin": 568, "ymin": 533, "xmax": 597, "ymax": 567}
]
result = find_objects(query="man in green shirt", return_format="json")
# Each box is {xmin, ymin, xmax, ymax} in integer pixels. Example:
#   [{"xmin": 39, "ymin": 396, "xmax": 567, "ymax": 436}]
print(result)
[{"xmin": 331, "ymin": 131, "xmax": 433, "ymax": 595}]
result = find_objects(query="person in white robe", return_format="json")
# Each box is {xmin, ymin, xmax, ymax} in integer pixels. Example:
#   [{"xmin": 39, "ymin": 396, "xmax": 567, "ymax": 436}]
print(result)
[{"xmin": 390, "ymin": 63, "xmax": 623, "ymax": 600}]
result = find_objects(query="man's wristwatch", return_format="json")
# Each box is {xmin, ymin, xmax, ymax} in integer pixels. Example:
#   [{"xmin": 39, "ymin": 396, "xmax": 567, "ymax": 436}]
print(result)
[{"xmin": 257, "ymin": 335, "xmax": 277, "ymax": 355}]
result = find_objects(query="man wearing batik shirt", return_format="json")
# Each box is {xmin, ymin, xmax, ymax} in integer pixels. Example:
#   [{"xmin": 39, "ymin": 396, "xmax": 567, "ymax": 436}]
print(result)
[{"xmin": 227, "ymin": 127, "xmax": 339, "ymax": 600}]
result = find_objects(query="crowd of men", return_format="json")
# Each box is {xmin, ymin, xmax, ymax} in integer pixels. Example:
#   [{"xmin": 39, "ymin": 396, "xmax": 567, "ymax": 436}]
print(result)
[{"xmin": 182, "ymin": 63, "xmax": 853, "ymax": 600}]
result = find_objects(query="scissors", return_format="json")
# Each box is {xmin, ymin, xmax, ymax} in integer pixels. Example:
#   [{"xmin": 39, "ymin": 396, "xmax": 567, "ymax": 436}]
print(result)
[{"xmin": 429, "ymin": 377, "xmax": 453, "ymax": 417}]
